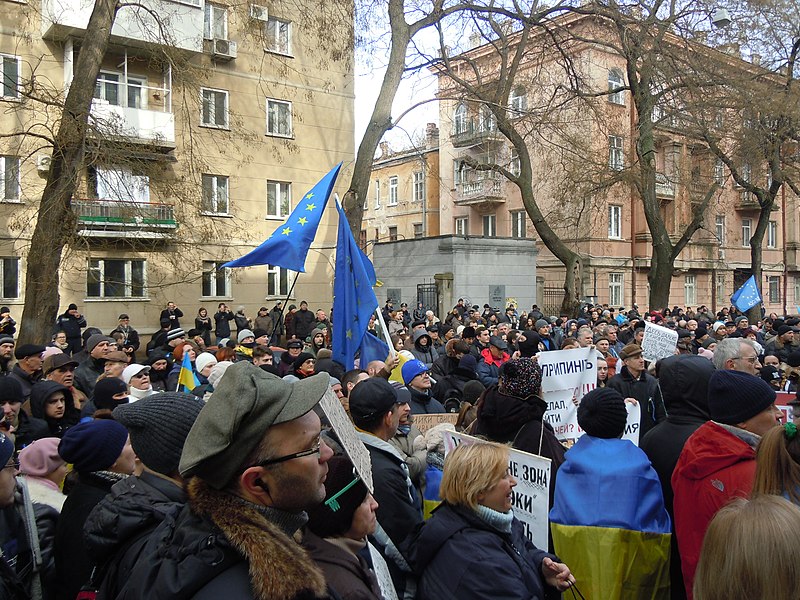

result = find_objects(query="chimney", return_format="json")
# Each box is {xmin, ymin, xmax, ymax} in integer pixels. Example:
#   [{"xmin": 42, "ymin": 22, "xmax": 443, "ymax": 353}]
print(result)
[
  {"xmin": 469, "ymin": 32, "xmax": 482, "ymax": 49},
  {"xmin": 425, "ymin": 123, "xmax": 439, "ymax": 149},
  {"xmin": 750, "ymin": 53, "xmax": 761, "ymax": 66},
  {"xmin": 379, "ymin": 141, "xmax": 390, "ymax": 159}
]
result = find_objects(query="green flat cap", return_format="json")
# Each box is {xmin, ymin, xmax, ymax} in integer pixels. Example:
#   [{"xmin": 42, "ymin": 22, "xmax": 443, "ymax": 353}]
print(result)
[{"xmin": 179, "ymin": 361, "xmax": 330, "ymax": 488}]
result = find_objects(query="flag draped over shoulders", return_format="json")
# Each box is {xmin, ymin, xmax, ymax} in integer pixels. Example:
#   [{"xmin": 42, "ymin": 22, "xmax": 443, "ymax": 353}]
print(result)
[{"xmin": 549, "ymin": 436, "xmax": 671, "ymax": 600}]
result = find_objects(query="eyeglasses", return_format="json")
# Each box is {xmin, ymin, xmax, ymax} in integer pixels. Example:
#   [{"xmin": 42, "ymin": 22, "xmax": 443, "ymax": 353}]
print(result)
[
  {"xmin": 255, "ymin": 436, "xmax": 322, "ymax": 467},
  {"xmin": 735, "ymin": 355, "xmax": 759, "ymax": 364}
]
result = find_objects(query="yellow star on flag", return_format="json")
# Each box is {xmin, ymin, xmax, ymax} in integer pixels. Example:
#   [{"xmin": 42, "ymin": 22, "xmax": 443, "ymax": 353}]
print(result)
[
  {"xmin": 346, "ymin": 329, "xmax": 352, "ymax": 339},
  {"xmin": 305, "ymin": 192, "xmax": 314, "ymax": 200},
  {"xmin": 281, "ymin": 227, "xmax": 292, "ymax": 236},
  {"xmin": 298, "ymin": 217, "xmax": 308, "ymax": 226},
  {"xmin": 306, "ymin": 203, "xmax": 317, "ymax": 211}
]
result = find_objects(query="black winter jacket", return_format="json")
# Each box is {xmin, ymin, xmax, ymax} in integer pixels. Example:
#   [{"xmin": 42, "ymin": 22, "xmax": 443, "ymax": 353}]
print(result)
[
  {"xmin": 293, "ymin": 309, "xmax": 316, "ymax": 342},
  {"xmin": 409, "ymin": 503, "xmax": 556, "ymax": 600},
  {"xmin": 13, "ymin": 410, "xmax": 50, "ymax": 452},
  {"xmin": 408, "ymin": 386, "xmax": 446, "ymax": 416},
  {"xmin": 606, "ymin": 365, "xmax": 666, "ymax": 438},
  {"xmin": 73, "ymin": 357, "xmax": 105, "ymax": 397}
]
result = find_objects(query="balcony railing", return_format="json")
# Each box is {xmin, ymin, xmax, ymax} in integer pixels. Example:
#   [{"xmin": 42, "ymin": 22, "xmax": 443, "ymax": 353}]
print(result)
[
  {"xmin": 455, "ymin": 178, "xmax": 505, "ymax": 206},
  {"xmin": 655, "ymin": 172, "xmax": 675, "ymax": 198},
  {"xmin": 73, "ymin": 198, "xmax": 177, "ymax": 238},
  {"xmin": 451, "ymin": 123, "xmax": 504, "ymax": 148},
  {"xmin": 91, "ymin": 83, "xmax": 175, "ymax": 146}
]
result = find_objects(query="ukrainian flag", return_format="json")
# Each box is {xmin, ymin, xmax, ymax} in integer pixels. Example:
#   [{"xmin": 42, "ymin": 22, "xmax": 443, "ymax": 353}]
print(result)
[
  {"xmin": 177, "ymin": 352, "xmax": 200, "ymax": 393},
  {"xmin": 549, "ymin": 436, "xmax": 672, "ymax": 599}
]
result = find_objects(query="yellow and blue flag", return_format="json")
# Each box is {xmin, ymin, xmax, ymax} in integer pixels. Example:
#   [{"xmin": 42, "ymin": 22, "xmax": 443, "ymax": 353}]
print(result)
[
  {"xmin": 331, "ymin": 199, "xmax": 378, "ymax": 370},
  {"xmin": 730, "ymin": 274, "xmax": 762, "ymax": 312},
  {"xmin": 177, "ymin": 351, "xmax": 200, "ymax": 393},
  {"xmin": 549, "ymin": 436, "xmax": 671, "ymax": 599},
  {"xmin": 223, "ymin": 163, "xmax": 342, "ymax": 272}
]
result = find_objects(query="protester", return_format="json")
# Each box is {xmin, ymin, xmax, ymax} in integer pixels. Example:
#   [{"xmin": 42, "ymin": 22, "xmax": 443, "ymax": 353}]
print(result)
[
  {"xmin": 122, "ymin": 363, "xmax": 157, "ymax": 401},
  {"xmin": 410, "ymin": 441, "xmax": 575, "ymax": 599},
  {"xmin": 421, "ymin": 422, "xmax": 454, "ymax": 518},
  {"xmin": 19, "ymin": 436, "xmax": 67, "ymax": 511},
  {"xmin": 388, "ymin": 386, "xmax": 427, "ymax": 495},
  {"xmin": 606, "ymin": 343, "xmax": 666, "ymax": 438},
  {"xmin": 0, "ymin": 376, "xmax": 48, "ymax": 451},
  {"xmin": 751, "ymin": 421, "xmax": 800, "ymax": 505},
  {"xmin": 9, "ymin": 343, "xmax": 45, "ymax": 400},
  {"xmin": 402, "ymin": 359, "xmax": 446, "ymax": 415},
  {"xmin": 28, "ymin": 380, "xmax": 81, "ymax": 438}
]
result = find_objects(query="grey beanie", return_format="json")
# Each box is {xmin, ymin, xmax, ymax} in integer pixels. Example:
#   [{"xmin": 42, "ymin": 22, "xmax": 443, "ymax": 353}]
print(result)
[
  {"xmin": 535, "ymin": 319, "xmax": 550, "ymax": 330},
  {"xmin": 113, "ymin": 392, "xmax": 205, "ymax": 476}
]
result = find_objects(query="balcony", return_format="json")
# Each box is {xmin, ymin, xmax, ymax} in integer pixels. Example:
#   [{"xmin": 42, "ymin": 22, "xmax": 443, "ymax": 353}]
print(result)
[
  {"xmin": 91, "ymin": 90, "xmax": 175, "ymax": 148},
  {"xmin": 655, "ymin": 172, "xmax": 675, "ymax": 199},
  {"xmin": 73, "ymin": 198, "xmax": 177, "ymax": 239},
  {"xmin": 41, "ymin": 0, "xmax": 204, "ymax": 53},
  {"xmin": 451, "ymin": 124, "xmax": 504, "ymax": 148},
  {"xmin": 455, "ymin": 178, "xmax": 505, "ymax": 210},
  {"xmin": 734, "ymin": 190, "xmax": 778, "ymax": 212}
]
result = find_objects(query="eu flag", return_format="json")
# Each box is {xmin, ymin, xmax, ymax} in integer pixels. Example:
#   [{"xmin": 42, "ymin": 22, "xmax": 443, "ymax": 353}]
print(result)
[
  {"xmin": 222, "ymin": 163, "xmax": 342, "ymax": 272},
  {"xmin": 730, "ymin": 275, "xmax": 762, "ymax": 312},
  {"xmin": 331, "ymin": 199, "xmax": 378, "ymax": 370},
  {"xmin": 359, "ymin": 330, "xmax": 390, "ymax": 369}
]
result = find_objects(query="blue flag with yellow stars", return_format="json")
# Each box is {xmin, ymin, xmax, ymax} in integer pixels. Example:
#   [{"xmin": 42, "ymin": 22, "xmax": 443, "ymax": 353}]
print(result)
[
  {"xmin": 331, "ymin": 199, "xmax": 378, "ymax": 370},
  {"xmin": 730, "ymin": 274, "xmax": 762, "ymax": 312},
  {"xmin": 222, "ymin": 163, "xmax": 342, "ymax": 272}
]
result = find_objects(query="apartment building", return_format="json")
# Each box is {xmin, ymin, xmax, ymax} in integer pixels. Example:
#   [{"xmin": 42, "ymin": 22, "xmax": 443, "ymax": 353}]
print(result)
[
  {"xmin": 362, "ymin": 123, "xmax": 440, "ymax": 246},
  {"xmin": 432, "ymin": 15, "xmax": 799, "ymax": 315},
  {"xmin": 0, "ymin": 0, "xmax": 354, "ymax": 332}
]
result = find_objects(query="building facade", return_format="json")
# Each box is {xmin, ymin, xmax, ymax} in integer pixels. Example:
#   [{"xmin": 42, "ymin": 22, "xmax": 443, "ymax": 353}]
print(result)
[{"xmin": 0, "ymin": 0, "xmax": 354, "ymax": 333}]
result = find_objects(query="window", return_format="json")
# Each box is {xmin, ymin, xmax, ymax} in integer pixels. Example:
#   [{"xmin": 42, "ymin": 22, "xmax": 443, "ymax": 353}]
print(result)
[
  {"xmin": 455, "ymin": 217, "xmax": 468, "ymax": 236},
  {"xmin": 374, "ymin": 179, "xmax": 381, "ymax": 208},
  {"xmin": 453, "ymin": 103, "xmax": 468, "ymax": 134},
  {"xmin": 413, "ymin": 223, "xmax": 423, "ymax": 239},
  {"xmin": 201, "ymin": 174, "xmax": 229, "ymax": 214},
  {"xmin": 204, "ymin": 3, "xmax": 228, "ymax": 40},
  {"xmin": 741, "ymin": 162, "xmax": 752, "ymax": 183},
  {"xmin": 509, "ymin": 86, "xmax": 526, "ymax": 114},
  {"xmin": 202, "ymin": 261, "xmax": 230, "ymax": 297},
  {"xmin": 684, "ymin": 274, "xmax": 697, "ymax": 306},
  {"xmin": 607, "ymin": 70, "xmax": 625, "ymax": 105},
  {"xmin": 388, "ymin": 226, "xmax": 398, "ymax": 241},
  {"xmin": 482, "ymin": 214, "xmax": 496, "ymax": 237},
  {"xmin": 0, "ymin": 258, "xmax": 19, "ymax": 299},
  {"xmin": 608, "ymin": 135, "xmax": 624, "ymax": 170},
  {"xmin": 267, "ymin": 264, "xmax": 289, "ymax": 296},
  {"xmin": 510, "ymin": 210, "xmax": 526, "ymax": 238},
  {"xmin": 714, "ymin": 159, "xmax": 725, "ymax": 185},
  {"xmin": 742, "ymin": 218, "xmax": 752, "ymax": 246},
  {"xmin": 266, "ymin": 99, "xmax": 292, "ymax": 137},
  {"xmin": 509, "ymin": 148, "xmax": 521, "ymax": 177},
  {"xmin": 94, "ymin": 72, "xmax": 145, "ymax": 108},
  {"xmin": 265, "ymin": 17, "xmax": 291, "ymax": 55},
  {"xmin": 413, "ymin": 171, "xmax": 425, "ymax": 203},
  {"xmin": 716, "ymin": 274, "xmax": 725, "ymax": 304},
  {"xmin": 94, "ymin": 168, "xmax": 149, "ymax": 203},
  {"xmin": 768, "ymin": 276, "xmax": 780, "ymax": 304},
  {"xmin": 608, "ymin": 204, "xmax": 622, "ymax": 239},
  {"xmin": 609, "ymin": 273, "xmax": 623, "ymax": 307},
  {"xmin": 453, "ymin": 160, "xmax": 465, "ymax": 185},
  {"xmin": 715, "ymin": 215, "xmax": 725, "ymax": 244},
  {"xmin": 767, "ymin": 220, "xmax": 777, "ymax": 248},
  {"xmin": 479, "ymin": 105, "xmax": 495, "ymax": 131},
  {"xmin": 266, "ymin": 181, "xmax": 291, "ymax": 219},
  {"xmin": 359, "ymin": 230, "xmax": 367, "ymax": 249},
  {"xmin": 87, "ymin": 259, "xmax": 146, "ymax": 298},
  {"xmin": 1, "ymin": 55, "xmax": 20, "ymax": 99},
  {"xmin": 796, "ymin": 276, "xmax": 800, "ymax": 306},
  {"xmin": 388, "ymin": 176, "xmax": 398, "ymax": 206},
  {"xmin": 94, "ymin": 72, "xmax": 120, "ymax": 105},
  {"xmin": 201, "ymin": 88, "xmax": 228, "ymax": 128},
  {"xmin": 0, "ymin": 156, "xmax": 19, "ymax": 202}
]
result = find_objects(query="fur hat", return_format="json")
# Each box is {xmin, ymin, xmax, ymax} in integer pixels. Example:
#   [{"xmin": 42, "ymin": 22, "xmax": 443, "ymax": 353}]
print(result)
[{"xmin": 578, "ymin": 387, "xmax": 628, "ymax": 439}]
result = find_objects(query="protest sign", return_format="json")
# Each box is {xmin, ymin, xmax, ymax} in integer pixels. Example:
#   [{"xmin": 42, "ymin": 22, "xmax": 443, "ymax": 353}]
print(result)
[
  {"xmin": 776, "ymin": 391, "xmax": 795, "ymax": 424},
  {"xmin": 442, "ymin": 430, "xmax": 551, "ymax": 549},
  {"xmin": 368, "ymin": 542, "xmax": 399, "ymax": 600},
  {"xmin": 623, "ymin": 402, "xmax": 641, "ymax": 446},
  {"xmin": 319, "ymin": 388, "xmax": 374, "ymax": 492},
  {"xmin": 539, "ymin": 348, "xmax": 597, "ymax": 439},
  {"xmin": 413, "ymin": 413, "xmax": 458, "ymax": 433},
  {"xmin": 641, "ymin": 322, "xmax": 678, "ymax": 362}
]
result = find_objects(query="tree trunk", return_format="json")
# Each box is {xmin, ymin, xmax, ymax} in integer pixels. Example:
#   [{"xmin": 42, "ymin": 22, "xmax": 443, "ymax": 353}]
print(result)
[
  {"xmin": 647, "ymin": 243, "xmax": 673, "ymax": 311},
  {"xmin": 18, "ymin": 0, "xmax": 118, "ymax": 345},
  {"xmin": 746, "ymin": 199, "xmax": 772, "ymax": 322}
]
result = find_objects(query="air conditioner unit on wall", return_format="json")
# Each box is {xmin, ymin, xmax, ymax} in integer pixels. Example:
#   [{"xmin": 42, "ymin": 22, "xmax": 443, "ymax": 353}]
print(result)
[
  {"xmin": 212, "ymin": 38, "xmax": 238, "ymax": 60},
  {"xmin": 250, "ymin": 5, "xmax": 268, "ymax": 21},
  {"xmin": 36, "ymin": 155, "xmax": 51, "ymax": 172}
]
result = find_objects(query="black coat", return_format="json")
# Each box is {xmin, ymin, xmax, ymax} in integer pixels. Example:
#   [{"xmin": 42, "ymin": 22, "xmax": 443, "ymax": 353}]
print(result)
[
  {"xmin": 432, "ymin": 366, "xmax": 479, "ymax": 406},
  {"xmin": 408, "ymin": 386, "xmax": 446, "ymax": 416},
  {"xmin": 293, "ymin": 309, "xmax": 316, "ymax": 342},
  {"xmin": 303, "ymin": 531, "xmax": 382, "ymax": 600},
  {"xmin": 54, "ymin": 312, "xmax": 86, "ymax": 342},
  {"xmin": 84, "ymin": 471, "xmax": 186, "ymax": 598},
  {"xmin": 14, "ymin": 410, "xmax": 50, "ymax": 452},
  {"xmin": 606, "ymin": 365, "xmax": 666, "ymax": 438},
  {"xmin": 73, "ymin": 357, "xmax": 105, "ymax": 397},
  {"xmin": 410, "ymin": 503, "xmax": 556, "ymax": 600},
  {"xmin": 28, "ymin": 380, "xmax": 80, "ymax": 438},
  {"xmin": 213, "ymin": 311, "xmax": 234, "ymax": 338}
]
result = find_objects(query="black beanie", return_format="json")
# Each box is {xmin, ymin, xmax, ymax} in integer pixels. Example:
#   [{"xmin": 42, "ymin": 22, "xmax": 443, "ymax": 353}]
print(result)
[
  {"xmin": 462, "ymin": 380, "xmax": 486, "ymax": 405},
  {"xmin": 306, "ymin": 455, "xmax": 368, "ymax": 538},
  {"xmin": 517, "ymin": 330, "xmax": 541, "ymax": 357},
  {"xmin": 578, "ymin": 388, "xmax": 628, "ymax": 439},
  {"xmin": 707, "ymin": 370, "xmax": 776, "ymax": 425},
  {"xmin": 93, "ymin": 377, "xmax": 129, "ymax": 410},
  {"xmin": 292, "ymin": 352, "xmax": 315, "ymax": 371}
]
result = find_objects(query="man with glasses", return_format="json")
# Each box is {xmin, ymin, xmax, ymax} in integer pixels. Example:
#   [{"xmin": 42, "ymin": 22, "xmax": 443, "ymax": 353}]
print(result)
[
  {"xmin": 402, "ymin": 359, "xmax": 445, "ymax": 415},
  {"xmin": 712, "ymin": 338, "xmax": 762, "ymax": 376},
  {"xmin": 117, "ymin": 361, "xmax": 336, "ymax": 599},
  {"xmin": 351, "ymin": 377, "xmax": 422, "ymax": 598}
]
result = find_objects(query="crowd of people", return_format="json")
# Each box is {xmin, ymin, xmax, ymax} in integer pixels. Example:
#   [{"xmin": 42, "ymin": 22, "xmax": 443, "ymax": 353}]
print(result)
[{"xmin": 0, "ymin": 296, "xmax": 799, "ymax": 599}]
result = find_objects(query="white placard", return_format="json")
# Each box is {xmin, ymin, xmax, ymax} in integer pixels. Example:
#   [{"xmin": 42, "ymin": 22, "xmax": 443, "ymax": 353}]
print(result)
[
  {"xmin": 368, "ymin": 542, "xmax": 400, "ymax": 600},
  {"xmin": 641, "ymin": 322, "xmax": 678, "ymax": 362},
  {"xmin": 539, "ymin": 348, "xmax": 597, "ymax": 439},
  {"xmin": 318, "ymin": 388, "xmax": 374, "ymax": 493},
  {"xmin": 442, "ymin": 430, "xmax": 551, "ymax": 549}
]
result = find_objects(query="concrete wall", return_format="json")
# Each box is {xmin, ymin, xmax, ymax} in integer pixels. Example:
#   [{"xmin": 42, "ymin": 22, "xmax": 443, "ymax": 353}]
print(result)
[{"xmin": 372, "ymin": 235, "xmax": 538, "ymax": 315}]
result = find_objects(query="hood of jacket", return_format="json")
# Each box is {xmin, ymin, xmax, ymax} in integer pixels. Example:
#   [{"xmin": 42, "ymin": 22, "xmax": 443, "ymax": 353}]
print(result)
[
  {"xmin": 657, "ymin": 355, "xmax": 715, "ymax": 422},
  {"xmin": 84, "ymin": 471, "xmax": 186, "ymax": 564},
  {"xmin": 29, "ymin": 380, "xmax": 72, "ymax": 420},
  {"xmin": 413, "ymin": 328, "xmax": 433, "ymax": 349},
  {"xmin": 475, "ymin": 386, "xmax": 547, "ymax": 442},
  {"xmin": 673, "ymin": 421, "xmax": 758, "ymax": 482}
]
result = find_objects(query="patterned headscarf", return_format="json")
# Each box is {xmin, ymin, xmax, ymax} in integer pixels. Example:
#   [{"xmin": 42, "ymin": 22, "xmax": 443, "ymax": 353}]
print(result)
[{"xmin": 498, "ymin": 358, "xmax": 542, "ymax": 399}]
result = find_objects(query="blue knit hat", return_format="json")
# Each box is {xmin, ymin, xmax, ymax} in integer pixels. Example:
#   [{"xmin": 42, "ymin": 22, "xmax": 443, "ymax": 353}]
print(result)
[
  {"xmin": 58, "ymin": 420, "xmax": 128, "ymax": 473},
  {"xmin": 401, "ymin": 359, "xmax": 428, "ymax": 385},
  {"xmin": 0, "ymin": 432, "xmax": 13, "ymax": 467}
]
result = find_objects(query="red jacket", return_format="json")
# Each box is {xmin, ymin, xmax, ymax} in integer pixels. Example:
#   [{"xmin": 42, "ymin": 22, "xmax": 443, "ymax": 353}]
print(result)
[{"xmin": 671, "ymin": 421, "xmax": 757, "ymax": 599}]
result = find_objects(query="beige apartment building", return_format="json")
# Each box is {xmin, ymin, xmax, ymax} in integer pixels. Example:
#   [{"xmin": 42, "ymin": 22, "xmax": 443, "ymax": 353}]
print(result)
[
  {"xmin": 362, "ymin": 123, "xmax": 440, "ymax": 247},
  {"xmin": 431, "ymin": 16, "xmax": 799, "ymax": 315},
  {"xmin": 0, "ymin": 0, "xmax": 353, "ymax": 333}
]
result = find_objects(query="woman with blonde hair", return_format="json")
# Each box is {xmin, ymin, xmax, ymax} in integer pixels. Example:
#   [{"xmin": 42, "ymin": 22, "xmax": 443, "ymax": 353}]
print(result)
[
  {"xmin": 410, "ymin": 441, "xmax": 574, "ymax": 599},
  {"xmin": 694, "ymin": 495, "xmax": 800, "ymax": 600},
  {"xmin": 752, "ymin": 421, "xmax": 800, "ymax": 504}
]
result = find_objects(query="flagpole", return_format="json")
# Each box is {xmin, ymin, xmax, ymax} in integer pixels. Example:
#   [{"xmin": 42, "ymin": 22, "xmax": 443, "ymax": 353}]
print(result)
[
  {"xmin": 269, "ymin": 271, "xmax": 300, "ymax": 345},
  {"xmin": 373, "ymin": 306, "xmax": 395, "ymax": 358}
]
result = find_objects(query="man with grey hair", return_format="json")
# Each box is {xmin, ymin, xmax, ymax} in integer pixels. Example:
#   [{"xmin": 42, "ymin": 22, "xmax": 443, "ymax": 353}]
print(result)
[
  {"xmin": 576, "ymin": 326, "xmax": 594, "ymax": 348},
  {"xmin": 117, "ymin": 361, "xmax": 336, "ymax": 599},
  {"xmin": 712, "ymin": 337, "xmax": 762, "ymax": 376}
]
